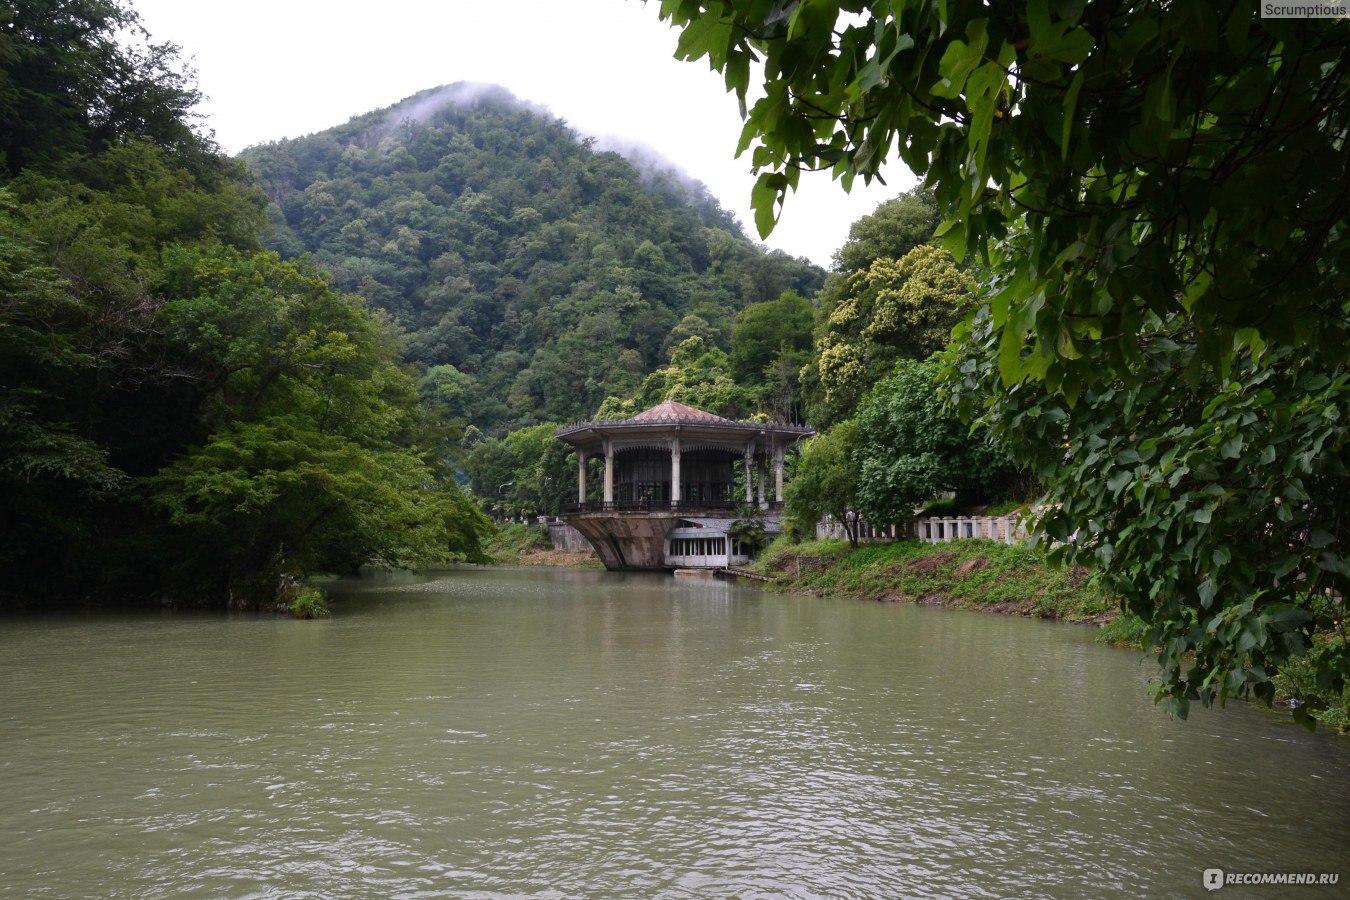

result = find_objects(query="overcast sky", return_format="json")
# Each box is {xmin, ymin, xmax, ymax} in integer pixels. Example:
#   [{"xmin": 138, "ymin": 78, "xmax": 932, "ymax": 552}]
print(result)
[{"xmin": 129, "ymin": 0, "xmax": 917, "ymax": 269}]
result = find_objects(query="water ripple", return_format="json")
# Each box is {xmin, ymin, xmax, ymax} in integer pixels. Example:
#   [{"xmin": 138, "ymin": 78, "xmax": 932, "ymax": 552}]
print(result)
[{"xmin": 1, "ymin": 568, "xmax": 1347, "ymax": 896}]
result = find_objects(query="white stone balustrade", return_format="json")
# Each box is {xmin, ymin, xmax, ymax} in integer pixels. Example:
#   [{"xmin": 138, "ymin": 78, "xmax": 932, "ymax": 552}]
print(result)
[{"xmin": 822, "ymin": 513, "xmax": 1029, "ymax": 545}]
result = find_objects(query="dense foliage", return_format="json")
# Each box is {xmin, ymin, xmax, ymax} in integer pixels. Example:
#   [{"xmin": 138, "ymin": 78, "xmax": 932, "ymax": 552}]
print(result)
[
  {"xmin": 854, "ymin": 357, "xmax": 1015, "ymax": 525},
  {"xmin": 785, "ymin": 355, "xmax": 1017, "ymax": 544},
  {"xmin": 0, "ymin": 0, "xmax": 488, "ymax": 608},
  {"xmin": 830, "ymin": 188, "xmax": 941, "ymax": 276},
  {"xmin": 797, "ymin": 189, "xmax": 949, "ymax": 426},
  {"xmin": 0, "ymin": 0, "xmax": 216, "ymax": 178},
  {"xmin": 657, "ymin": 1, "xmax": 1350, "ymax": 721},
  {"xmin": 146, "ymin": 248, "xmax": 490, "ymax": 600},
  {"xmin": 780, "ymin": 188, "xmax": 1010, "ymax": 541},
  {"xmin": 784, "ymin": 420, "xmax": 862, "ymax": 545},
  {"xmin": 729, "ymin": 290, "xmax": 813, "ymax": 422},
  {"xmin": 814, "ymin": 243, "xmax": 969, "ymax": 425},
  {"xmin": 240, "ymin": 85, "xmax": 825, "ymax": 435},
  {"xmin": 462, "ymin": 422, "xmax": 577, "ymax": 518}
]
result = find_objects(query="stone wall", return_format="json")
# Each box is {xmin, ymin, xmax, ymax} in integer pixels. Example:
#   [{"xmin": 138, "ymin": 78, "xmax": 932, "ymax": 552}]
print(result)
[{"xmin": 545, "ymin": 520, "xmax": 593, "ymax": 553}]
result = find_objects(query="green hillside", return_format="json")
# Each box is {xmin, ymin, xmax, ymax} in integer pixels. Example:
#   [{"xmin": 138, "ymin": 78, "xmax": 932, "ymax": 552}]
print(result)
[{"xmin": 241, "ymin": 84, "xmax": 825, "ymax": 434}]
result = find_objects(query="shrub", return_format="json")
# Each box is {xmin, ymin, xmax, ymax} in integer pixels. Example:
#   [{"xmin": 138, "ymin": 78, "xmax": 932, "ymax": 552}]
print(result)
[{"xmin": 289, "ymin": 588, "xmax": 330, "ymax": 619}]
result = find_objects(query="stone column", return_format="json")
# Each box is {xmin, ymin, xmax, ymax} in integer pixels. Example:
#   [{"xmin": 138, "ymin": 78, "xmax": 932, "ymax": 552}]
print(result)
[
  {"xmin": 774, "ymin": 443, "xmax": 785, "ymax": 503},
  {"xmin": 743, "ymin": 444, "xmax": 755, "ymax": 504},
  {"xmin": 603, "ymin": 439, "xmax": 614, "ymax": 504},
  {"xmin": 670, "ymin": 436, "xmax": 682, "ymax": 509},
  {"xmin": 757, "ymin": 455, "xmax": 767, "ymax": 509},
  {"xmin": 577, "ymin": 450, "xmax": 588, "ymax": 504}
]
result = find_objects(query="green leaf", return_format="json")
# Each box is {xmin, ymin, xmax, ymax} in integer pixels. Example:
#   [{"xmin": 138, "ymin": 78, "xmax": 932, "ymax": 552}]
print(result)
[
  {"xmin": 788, "ymin": 0, "xmax": 839, "ymax": 42},
  {"xmin": 1262, "ymin": 605, "xmax": 1311, "ymax": 631},
  {"xmin": 750, "ymin": 172, "xmax": 788, "ymax": 238},
  {"xmin": 1161, "ymin": 695, "xmax": 1190, "ymax": 719},
  {"xmin": 674, "ymin": 14, "xmax": 732, "ymax": 62},
  {"xmin": 1061, "ymin": 70, "xmax": 1084, "ymax": 161},
  {"xmin": 932, "ymin": 22, "xmax": 989, "ymax": 98},
  {"xmin": 1197, "ymin": 577, "xmax": 1217, "ymax": 609}
]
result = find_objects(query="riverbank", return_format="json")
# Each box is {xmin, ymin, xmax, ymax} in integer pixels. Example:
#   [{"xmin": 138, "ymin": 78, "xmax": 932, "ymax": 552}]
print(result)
[
  {"xmin": 484, "ymin": 522, "xmax": 603, "ymax": 568},
  {"xmin": 748, "ymin": 536, "xmax": 1116, "ymax": 623}
]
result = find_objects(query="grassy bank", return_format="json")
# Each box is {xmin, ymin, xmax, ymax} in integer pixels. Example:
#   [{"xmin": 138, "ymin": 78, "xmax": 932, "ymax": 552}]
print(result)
[
  {"xmin": 484, "ymin": 522, "xmax": 602, "ymax": 568},
  {"xmin": 750, "ymin": 536, "xmax": 1115, "ymax": 623},
  {"xmin": 1272, "ymin": 644, "xmax": 1350, "ymax": 732}
]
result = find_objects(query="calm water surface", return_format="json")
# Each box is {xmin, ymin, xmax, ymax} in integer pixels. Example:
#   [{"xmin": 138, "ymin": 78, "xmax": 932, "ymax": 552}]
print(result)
[{"xmin": 2, "ymin": 567, "xmax": 1347, "ymax": 898}]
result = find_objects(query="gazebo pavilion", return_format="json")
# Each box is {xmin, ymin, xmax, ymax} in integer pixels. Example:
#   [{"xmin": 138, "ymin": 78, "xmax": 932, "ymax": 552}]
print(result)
[{"xmin": 554, "ymin": 400, "xmax": 813, "ymax": 570}]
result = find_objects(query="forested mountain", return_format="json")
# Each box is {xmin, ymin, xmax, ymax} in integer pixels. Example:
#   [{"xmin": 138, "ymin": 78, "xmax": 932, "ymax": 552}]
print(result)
[{"xmin": 240, "ymin": 84, "xmax": 825, "ymax": 434}]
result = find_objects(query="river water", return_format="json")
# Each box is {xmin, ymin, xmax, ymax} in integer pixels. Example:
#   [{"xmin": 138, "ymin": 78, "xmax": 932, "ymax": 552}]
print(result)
[{"xmin": 1, "ymin": 567, "xmax": 1346, "ymax": 898}]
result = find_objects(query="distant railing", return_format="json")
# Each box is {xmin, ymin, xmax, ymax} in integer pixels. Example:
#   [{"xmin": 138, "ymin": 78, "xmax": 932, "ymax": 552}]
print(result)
[
  {"xmin": 562, "ymin": 499, "xmax": 758, "ymax": 514},
  {"xmin": 915, "ymin": 514, "xmax": 1028, "ymax": 545},
  {"xmin": 816, "ymin": 512, "xmax": 1030, "ymax": 545},
  {"xmin": 816, "ymin": 515, "xmax": 903, "ymax": 543}
]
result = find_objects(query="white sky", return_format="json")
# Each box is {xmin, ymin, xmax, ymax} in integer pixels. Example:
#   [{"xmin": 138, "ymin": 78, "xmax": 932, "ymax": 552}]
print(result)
[{"xmin": 130, "ymin": 0, "xmax": 917, "ymax": 269}]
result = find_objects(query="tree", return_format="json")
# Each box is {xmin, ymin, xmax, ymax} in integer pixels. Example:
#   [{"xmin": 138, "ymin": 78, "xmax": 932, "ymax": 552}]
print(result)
[
  {"xmin": 729, "ymin": 290, "xmax": 813, "ymax": 382},
  {"xmin": 0, "ymin": 0, "xmax": 219, "ymax": 179},
  {"xmin": 656, "ymin": 2, "xmax": 1350, "ymax": 720},
  {"xmin": 784, "ymin": 420, "xmax": 863, "ymax": 547},
  {"xmin": 630, "ymin": 335, "xmax": 758, "ymax": 419},
  {"xmin": 951, "ymin": 307, "xmax": 1348, "ymax": 722},
  {"xmin": 463, "ymin": 422, "xmax": 576, "ymax": 517},
  {"xmin": 149, "ymin": 248, "xmax": 490, "ymax": 600},
  {"xmin": 0, "ymin": 2, "xmax": 502, "ymax": 609},
  {"xmin": 727, "ymin": 508, "xmax": 769, "ymax": 556},
  {"xmin": 0, "ymin": 132, "xmax": 265, "ymax": 603},
  {"xmin": 148, "ymin": 419, "xmax": 488, "ymax": 599},
  {"xmin": 854, "ymin": 357, "xmax": 1015, "ymax": 525},
  {"xmin": 814, "ymin": 244, "xmax": 969, "ymax": 423},
  {"xmin": 831, "ymin": 189, "xmax": 940, "ymax": 275},
  {"xmin": 663, "ymin": 313, "xmax": 724, "ymax": 358},
  {"xmin": 0, "ymin": 191, "xmax": 127, "ymax": 571}
]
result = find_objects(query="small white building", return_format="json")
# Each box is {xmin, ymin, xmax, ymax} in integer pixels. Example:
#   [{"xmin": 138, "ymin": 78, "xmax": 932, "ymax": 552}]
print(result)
[{"xmin": 664, "ymin": 519, "xmax": 757, "ymax": 568}]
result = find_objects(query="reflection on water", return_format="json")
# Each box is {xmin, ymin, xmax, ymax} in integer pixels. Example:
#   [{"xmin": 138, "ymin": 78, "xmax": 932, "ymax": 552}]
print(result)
[{"xmin": 1, "ymin": 566, "xmax": 1346, "ymax": 897}]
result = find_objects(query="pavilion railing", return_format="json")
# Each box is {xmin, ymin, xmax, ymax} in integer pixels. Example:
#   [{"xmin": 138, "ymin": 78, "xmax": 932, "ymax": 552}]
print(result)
[{"xmin": 562, "ymin": 499, "xmax": 762, "ymax": 514}]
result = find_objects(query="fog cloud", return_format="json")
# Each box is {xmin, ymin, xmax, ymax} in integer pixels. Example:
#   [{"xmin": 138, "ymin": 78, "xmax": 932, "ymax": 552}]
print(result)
[{"xmin": 373, "ymin": 82, "xmax": 548, "ymax": 141}]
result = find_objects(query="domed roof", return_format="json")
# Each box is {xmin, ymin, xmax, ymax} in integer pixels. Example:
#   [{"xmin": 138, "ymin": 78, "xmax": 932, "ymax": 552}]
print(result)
[
  {"xmin": 554, "ymin": 399, "xmax": 813, "ymax": 454},
  {"xmin": 631, "ymin": 400, "xmax": 736, "ymax": 425}
]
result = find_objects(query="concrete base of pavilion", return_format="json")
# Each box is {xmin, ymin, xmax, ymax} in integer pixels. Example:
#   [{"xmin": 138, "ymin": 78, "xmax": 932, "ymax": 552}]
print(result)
[
  {"xmin": 563, "ymin": 509, "xmax": 780, "ymax": 572},
  {"xmin": 564, "ymin": 510, "xmax": 689, "ymax": 571}
]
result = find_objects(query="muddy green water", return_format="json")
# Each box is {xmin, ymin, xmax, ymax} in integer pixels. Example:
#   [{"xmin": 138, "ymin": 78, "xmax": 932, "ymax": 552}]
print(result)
[{"xmin": 1, "ymin": 567, "xmax": 1347, "ymax": 898}]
